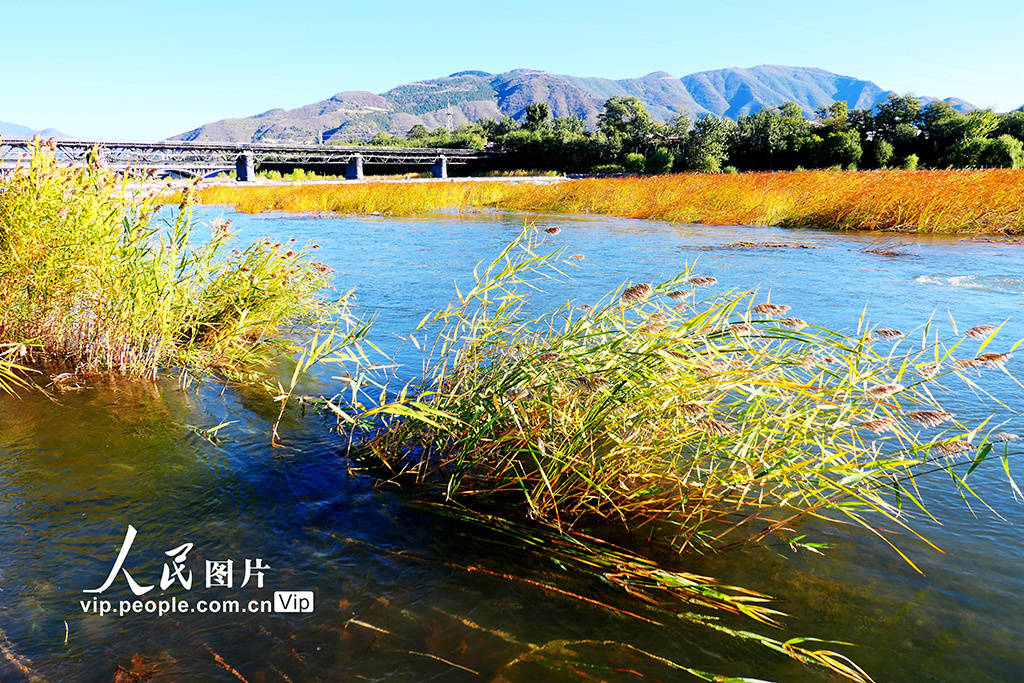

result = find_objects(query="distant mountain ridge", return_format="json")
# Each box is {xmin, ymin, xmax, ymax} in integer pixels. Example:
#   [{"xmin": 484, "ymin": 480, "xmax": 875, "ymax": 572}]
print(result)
[
  {"xmin": 0, "ymin": 121, "xmax": 71, "ymax": 139},
  {"xmin": 172, "ymin": 65, "xmax": 978, "ymax": 144}
]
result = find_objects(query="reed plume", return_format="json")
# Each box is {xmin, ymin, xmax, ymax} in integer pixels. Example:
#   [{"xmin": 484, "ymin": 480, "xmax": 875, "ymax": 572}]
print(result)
[
  {"xmin": 505, "ymin": 386, "xmax": 532, "ymax": 400},
  {"xmin": 934, "ymin": 439, "xmax": 974, "ymax": 457},
  {"xmin": 975, "ymin": 352, "xmax": 1012, "ymax": 367},
  {"xmin": 965, "ymin": 324, "xmax": 998, "ymax": 340},
  {"xmin": 753, "ymin": 303, "xmax": 791, "ymax": 317},
  {"xmin": 696, "ymin": 418, "xmax": 737, "ymax": 436},
  {"xmin": 873, "ymin": 328, "xmax": 905, "ymax": 340},
  {"xmin": 621, "ymin": 283, "xmax": 653, "ymax": 303},
  {"xmin": 905, "ymin": 410, "xmax": 953, "ymax": 427},
  {"xmin": 866, "ymin": 383, "xmax": 904, "ymax": 399},
  {"xmin": 861, "ymin": 417, "xmax": 897, "ymax": 433},
  {"xmin": 778, "ymin": 317, "xmax": 808, "ymax": 330}
]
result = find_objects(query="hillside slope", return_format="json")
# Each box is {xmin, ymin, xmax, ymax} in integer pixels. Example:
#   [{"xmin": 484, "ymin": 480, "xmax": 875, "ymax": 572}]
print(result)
[
  {"xmin": 0, "ymin": 121, "xmax": 71, "ymax": 139},
  {"xmin": 172, "ymin": 65, "xmax": 977, "ymax": 143}
]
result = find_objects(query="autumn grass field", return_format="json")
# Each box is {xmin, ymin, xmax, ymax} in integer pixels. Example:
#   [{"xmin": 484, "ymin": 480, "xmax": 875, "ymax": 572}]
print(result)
[{"xmin": 186, "ymin": 168, "xmax": 1024, "ymax": 234}]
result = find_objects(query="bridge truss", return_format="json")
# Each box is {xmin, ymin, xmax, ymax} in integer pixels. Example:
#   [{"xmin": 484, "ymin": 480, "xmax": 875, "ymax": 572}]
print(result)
[{"xmin": 0, "ymin": 139, "xmax": 490, "ymax": 180}]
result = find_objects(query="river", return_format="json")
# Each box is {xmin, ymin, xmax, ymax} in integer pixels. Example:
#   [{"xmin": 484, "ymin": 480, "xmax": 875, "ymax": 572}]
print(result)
[{"xmin": 1, "ymin": 209, "xmax": 1021, "ymax": 681}]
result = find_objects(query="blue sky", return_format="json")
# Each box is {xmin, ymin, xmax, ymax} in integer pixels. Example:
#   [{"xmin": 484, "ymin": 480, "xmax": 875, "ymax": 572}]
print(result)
[{"xmin": 2, "ymin": 0, "xmax": 1021, "ymax": 140}]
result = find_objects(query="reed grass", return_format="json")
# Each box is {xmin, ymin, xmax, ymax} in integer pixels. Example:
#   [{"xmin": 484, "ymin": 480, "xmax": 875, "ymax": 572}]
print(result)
[
  {"xmin": 350, "ymin": 227, "xmax": 1019, "ymax": 557},
  {"xmin": 324, "ymin": 227, "xmax": 1019, "ymax": 680},
  {"xmin": 189, "ymin": 168, "xmax": 1024, "ymax": 233},
  {"xmin": 0, "ymin": 142, "xmax": 360, "ymax": 391}
]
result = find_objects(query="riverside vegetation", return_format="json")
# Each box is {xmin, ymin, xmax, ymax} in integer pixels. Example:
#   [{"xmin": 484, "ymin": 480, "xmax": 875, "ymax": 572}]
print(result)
[
  {"xmin": 193, "ymin": 167, "xmax": 1024, "ymax": 234},
  {"xmin": 329, "ymin": 229, "xmax": 1021, "ymax": 680},
  {"xmin": 3, "ymin": 145, "xmax": 1023, "ymax": 681},
  {"xmin": 185, "ymin": 93, "xmax": 1024, "ymax": 234},
  {"xmin": 0, "ymin": 141, "xmax": 364, "ymax": 396},
  {"xmin": 360, "ymin": 95, "xmax": 1024, "ymax": 174}
]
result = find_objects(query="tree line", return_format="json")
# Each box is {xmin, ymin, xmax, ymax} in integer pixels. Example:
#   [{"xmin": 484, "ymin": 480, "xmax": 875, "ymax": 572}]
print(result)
[{"xmin": 360, "ymin": 94, "xmax": 1024, "ymax": 174}]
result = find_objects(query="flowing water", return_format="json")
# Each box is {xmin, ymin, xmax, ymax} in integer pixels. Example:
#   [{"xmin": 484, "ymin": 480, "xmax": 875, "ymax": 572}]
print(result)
[{"xmin": 1, "ymin": 209, "xmax": 1022, "ymax": 681}]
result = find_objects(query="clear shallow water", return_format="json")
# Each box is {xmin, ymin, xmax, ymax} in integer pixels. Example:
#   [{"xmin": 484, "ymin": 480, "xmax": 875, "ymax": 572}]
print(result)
[{"xmin": 1, "ymin": 209, "xmax": 1022, "ymax": 681}]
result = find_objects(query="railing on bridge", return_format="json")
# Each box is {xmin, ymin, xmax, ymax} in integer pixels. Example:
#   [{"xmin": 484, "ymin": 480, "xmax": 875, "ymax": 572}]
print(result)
[{"xmin": 0, "ymin": 138, "xmax": 492, "ymax": 181}]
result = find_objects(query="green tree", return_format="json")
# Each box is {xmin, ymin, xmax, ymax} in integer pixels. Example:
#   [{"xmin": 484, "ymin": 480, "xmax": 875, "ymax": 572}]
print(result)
[
  {"xmin": 891, "ymin": 123, "xmax": 920, "ymax": 147},
  {"xmin": 552, "ymin": 115, "xmax": 585, "ymax": 136},
  {"xmin": 815, "ymin": 101, "xmax": 850, "ymax": 133},
  {"xmin": 946, "ymin": 110, "xmax": 1001, "ymax": 167},
  {"xmin": 645, "ymin": 147, "xmax": 674, "ymax": 174},
  {"xmin": 848, "ymin": 108, "xmax": 876, "ymax": 138},
  {"xmin": 875, "ymin": 94, "xmax": 923, "ymax": 138},
  {"xmin": 623, "ymin": 152, "xmax": 646, "ymax": 174},
  {"xmin": 777, "ymin": 102, "xmax": 813, "ymax": 167},
  {"xmin": 920, "ymin": 101, "xmax": 961, "ymax": 138},
  {"xmin": 599, "ymin": 96, "xmax": 654, "ymax": 154},
  {"xmin": 367, "ymin": 132, "xmax": 401, "ymax": 147},
  {"xmin": 731, "ymin": 107, "xmax": 785, "ymax": 169},
  {"xmin": 524, "ymin": 102, "xmax": 551, "ymax": 131},
  {"xmin": 406, "ymin": 124, "xmax": 429, "ymax": 139},
  {"xmin": 875, "ymin": 94, "xmax": 923, "ymax": 160},
  {"xmin": 661, "ymin": 113, "xmax": 691, "ymax": 168},
  {"xmin": 820, "ymin": 130, "xmax": 863, "ymax": 168},
  {"xmin": 684, "ymin": 116, "xmax": 733, "ymax": 172},
  {"xmin": 980, "ymin": 134, "xmax": 1024, "ymax": 168},
  {"xmin": 480, "ymin": 116, "xmax": 519, "ymax": 138},
  {"xmin": 997, "ymin": 110, "xmax": 1024, "ymax": 141},
  {"xmin": 665, "ymin": 112, "xmax": 691, "ymax": 138},
  {"xmin": 919, "ymin": 101, "xmax": 963, "ymax": 165},
  {"xmin": 847, "ymin": 108, "xmax": 878, "ymax": 166},
  {"xmin": 947, "ymin": 137, "xmax": 989, "ymax": 167},
  {"xmin": 874, "ymin": 139, "xmax": 895, "ymax": 167}
]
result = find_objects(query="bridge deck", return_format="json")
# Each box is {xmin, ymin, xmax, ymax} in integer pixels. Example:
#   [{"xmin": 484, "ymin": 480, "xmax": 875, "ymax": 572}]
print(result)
[{"xmin": 0, "ymin": 139, "xmax": 492, "ymax": 178}]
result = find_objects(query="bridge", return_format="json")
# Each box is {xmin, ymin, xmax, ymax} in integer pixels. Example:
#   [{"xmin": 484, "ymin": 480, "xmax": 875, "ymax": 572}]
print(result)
[{"xmin": 0, "ymin": 138, "xmax": 492, "ymax": 181}]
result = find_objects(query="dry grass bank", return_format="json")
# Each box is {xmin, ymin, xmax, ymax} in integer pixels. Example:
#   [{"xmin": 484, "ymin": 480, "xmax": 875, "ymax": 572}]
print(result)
[{"xmin": 187, "ymin": 168, "xmax": 1024, "ymax": 233}]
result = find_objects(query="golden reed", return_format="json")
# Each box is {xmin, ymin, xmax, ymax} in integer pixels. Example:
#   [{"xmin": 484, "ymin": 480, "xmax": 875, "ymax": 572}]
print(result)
[{"xmin": 188, "ymin": 168, "xmax": 1024, "ymax": 233}]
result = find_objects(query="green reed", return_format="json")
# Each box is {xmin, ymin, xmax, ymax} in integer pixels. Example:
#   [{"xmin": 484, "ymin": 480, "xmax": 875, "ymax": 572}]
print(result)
[
  {"xmin": 328, "ymin": 226, "xmax": 1019, "ymax": 680},
  {"xmin": 0, "ymin": 141, "xmax": 361, "ymax": 392}
]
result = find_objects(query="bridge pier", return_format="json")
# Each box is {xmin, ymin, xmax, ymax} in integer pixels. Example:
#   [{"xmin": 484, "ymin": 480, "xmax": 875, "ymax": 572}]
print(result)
[
  {"xmin": 431, "ymin": 155, "xmax": 448, "ymax": 179},
  {"xmin": 346, "ymin": 154, "xmax": 364, "ymax": 180},
  {"xmin": 235, "ymin": 151, "xmax": 255, "ymax": 182}
]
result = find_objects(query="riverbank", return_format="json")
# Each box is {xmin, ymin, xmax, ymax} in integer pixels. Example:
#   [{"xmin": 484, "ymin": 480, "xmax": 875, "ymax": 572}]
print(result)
[{"xmin": 179, "ymin": 168, "xmax": 1024, "ymax": 234}]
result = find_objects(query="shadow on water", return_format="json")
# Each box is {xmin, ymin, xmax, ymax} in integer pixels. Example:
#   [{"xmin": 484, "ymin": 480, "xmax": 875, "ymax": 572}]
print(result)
[{"xmin": 1, "ymin": 208, "xmax": 1022, "ymax": 681}]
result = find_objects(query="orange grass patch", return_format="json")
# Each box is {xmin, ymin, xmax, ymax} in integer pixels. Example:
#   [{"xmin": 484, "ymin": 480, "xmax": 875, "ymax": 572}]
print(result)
[{"xmin": 188, "ymin": 169, "xmax": 1024, "ymax": 233}]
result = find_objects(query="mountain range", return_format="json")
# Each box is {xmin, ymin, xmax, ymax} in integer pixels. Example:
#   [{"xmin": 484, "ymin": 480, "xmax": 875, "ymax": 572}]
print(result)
[
  {"xmin": 0, "ymin": 121, "xmax": 70, "ymax": 139},
  {"xmin": 172, "ymin": 65, "xmax": 978, "ymax": 144}
]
